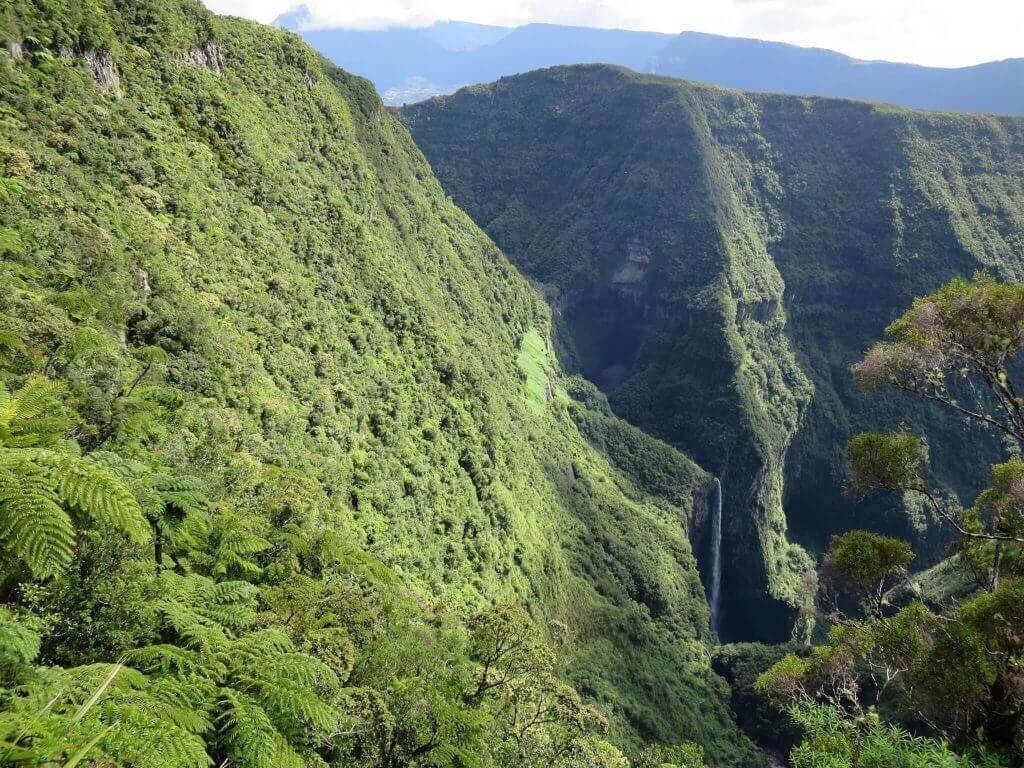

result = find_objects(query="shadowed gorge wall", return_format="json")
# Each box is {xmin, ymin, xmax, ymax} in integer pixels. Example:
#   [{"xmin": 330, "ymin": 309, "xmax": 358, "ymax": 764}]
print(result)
[{"xmin": 402, "ymin": 65, "xmax": 1024, "ymax": 640}]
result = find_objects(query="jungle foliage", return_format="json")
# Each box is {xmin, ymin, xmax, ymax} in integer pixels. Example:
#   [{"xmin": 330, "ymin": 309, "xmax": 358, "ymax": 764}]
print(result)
[
  {"xmin": 0, "ymin": 1, "xmax": 760, "ymax": 765},
  {"xmin": 759, "ymin": 275, "xmax": 1024, "ymax": 766}
]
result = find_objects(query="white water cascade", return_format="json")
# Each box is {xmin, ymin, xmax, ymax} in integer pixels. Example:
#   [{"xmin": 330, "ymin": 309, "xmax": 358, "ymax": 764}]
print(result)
[{"xmin": 708, "ymin": 477, "xmax": 723, "ymax": 636}]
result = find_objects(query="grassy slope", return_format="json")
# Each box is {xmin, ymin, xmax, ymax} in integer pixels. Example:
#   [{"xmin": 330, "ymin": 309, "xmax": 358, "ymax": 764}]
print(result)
[
  {"xmin": 0, "ymin": 5, "xmax": 758, "ymax": 764},
  {"xmin": 401, "ymin": 64, "xmax": 1024, "ymax": 640}
]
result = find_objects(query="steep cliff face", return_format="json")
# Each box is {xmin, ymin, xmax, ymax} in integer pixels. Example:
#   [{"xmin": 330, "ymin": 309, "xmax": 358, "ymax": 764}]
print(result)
[
  {"xmin": 402, "ymin": 65, "xmax": 1024, "ymax": 640},
  {"xmin": 0, "ymin": 8, "xmax": 759, "ymax": 762}
]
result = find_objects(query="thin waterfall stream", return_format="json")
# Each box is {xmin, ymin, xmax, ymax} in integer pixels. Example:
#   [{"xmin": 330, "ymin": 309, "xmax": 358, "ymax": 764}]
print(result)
[{"xmin": 709, "ymin": 477, "xmax": 723, "ymax": 636}]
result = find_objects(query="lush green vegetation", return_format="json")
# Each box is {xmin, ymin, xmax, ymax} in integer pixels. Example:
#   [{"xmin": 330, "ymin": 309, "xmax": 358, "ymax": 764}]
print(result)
[
  {"xmin": 757, "ymin": 275, "xmax": 1024, "ymax": 766},
  {"xmin": 516, "ymin": 328, "xmax": 551, "ymax": 415},
  {"xmin": 405, "ymin": 67, "xmax": 1024, "ymax": 753},
  {"xmin": 401, "ymin": 65, "xmax": 1024, "ymax": 640},
  {"xmin": 0, "ymin": 2, "xmax": 764, "ymax": 765},
  {"xmin": 7, "ymin": 2, "xmax": 1024, "ymax": 765}
]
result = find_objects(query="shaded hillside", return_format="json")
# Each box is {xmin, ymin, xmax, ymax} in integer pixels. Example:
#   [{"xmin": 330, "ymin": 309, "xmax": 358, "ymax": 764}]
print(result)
[
  {"xmin": 402, "ymin": 65, "xmax": 1024, "ymax": 640},
  {"xmin": 0, "ymin": 7, "xmax": 760, "ymax": 766},
  {"xmin": 651, "ymin": 32, "xmax": 1024, "ymax": 116}
]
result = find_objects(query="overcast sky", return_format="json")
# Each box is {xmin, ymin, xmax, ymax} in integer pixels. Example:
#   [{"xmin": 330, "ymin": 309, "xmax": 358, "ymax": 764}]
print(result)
[{"xmin": 201, "ymin": 0, "xmax": 1024, "ymax": 68}]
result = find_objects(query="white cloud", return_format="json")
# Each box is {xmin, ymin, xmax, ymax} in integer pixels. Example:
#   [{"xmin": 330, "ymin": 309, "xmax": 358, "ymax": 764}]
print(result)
[{"xmin": 201, "ymin": 0, "xmax": 1024, "ymax": 67}]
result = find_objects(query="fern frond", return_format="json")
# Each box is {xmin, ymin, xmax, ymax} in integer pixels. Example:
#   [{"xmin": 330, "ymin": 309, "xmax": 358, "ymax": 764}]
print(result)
[
  {"xmin": 44, "ymin": 452, "xmax": 149, "ymax": 542},
  {"xmin": 125, "ymin": 644, "xmax": 206, "ymax": 677},
  {"xmin": 161, "ymin": 487, "xmax": 210, "ymax": 517},
  {"xmin": 0, "ymin": 376, "xmax": 71, "ymax": 448},
  {"xmin": 0, "ymin": 608, "xmax": 41, "ymax": 684},
  {"xmin": 3, "ymin": 376, "xmax": 60, "ymax": 424},
  {"xmin": 107, "ymin": 691, "xmax": 211, "ymax": 740},
  {"xmin": 230, "ymin": 629, "xmax": 295, "ymax": 658},
  {"xmin": 264, "ymin": 652, "xmax": 340, "ymax": 692},
  {"xmin": 67, "ymin": 326, "xmax": 115, "ymax": 359},
  {"xmin": 156, "ymin": 599, "xmax": 230, "ymax": 653},
  {"xmin": 85, "ymin": 450, "xmax": 149, "ymax": 478},
  {"xmin": 98, "ymin": 682, "xmax": 213, "ymax": 768},
  {"xmin": 0, "ymin": 381, "xmax": 11, "ymax": 428},
  {"xmin": 198, "ymin": 508, "xmax": 271, "ymax": 579},
  {"xmin": 217, "ymin": 689, "xmax": 281, "ymax": 768},
  {"xmin": 202, "ymin": 580, "xmax": 259, "ymax": 631},
  {"xmin": 140, "ymin": 676, "xmax": 216, "ymax": 734},
  {"xmin": 0, "ymin": 457, "xmax": 75, "ymax": 577},
  {"xmin": 238, "ymin": 675, "xmax": 339, "ymax": 736},
  {"xmin": 273, "ymin": 736, "xmax": 307, "ymax": 768}
]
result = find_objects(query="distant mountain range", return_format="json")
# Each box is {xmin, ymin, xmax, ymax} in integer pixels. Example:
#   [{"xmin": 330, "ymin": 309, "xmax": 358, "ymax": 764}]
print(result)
[
  {"xmin": 652, "ymin": 33, "xmax": 1024, "ymax": 115},
  {"xmin": 275, "ymin": 8, "xmax": 670, "ymax": 104},
  {"xmin": 275, "ymin": 6, "xmax": 1024, "ymax": 114}
]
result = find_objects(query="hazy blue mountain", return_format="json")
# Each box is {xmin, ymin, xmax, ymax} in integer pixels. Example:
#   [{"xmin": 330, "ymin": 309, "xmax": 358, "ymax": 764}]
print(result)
[
  {"xmin": 651, "ymin": 32, "xmax": 1024, "ymax": 116},
  {"xmin": 276, "ymin": 7, "xmax": 1024, "ymax": 114},
  {"xmin": 275, "ymin": 7, "xmax": 670, "ymax": 104}
]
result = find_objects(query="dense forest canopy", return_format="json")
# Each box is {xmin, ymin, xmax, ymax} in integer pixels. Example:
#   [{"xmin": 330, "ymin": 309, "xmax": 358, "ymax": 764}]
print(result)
[
  {"xmin": 2, "ymin": 1, "xmax": 1024, "ymax": 767},
  {"xmin": 0, "ymin": 0, "xmax": 760, "ymax": 765}
]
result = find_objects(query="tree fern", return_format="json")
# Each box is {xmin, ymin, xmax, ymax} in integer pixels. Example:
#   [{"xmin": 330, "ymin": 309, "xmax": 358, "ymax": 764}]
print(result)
[
  {"xmin": 89, "ymin": 449, "xmax": 271, "ymax": 581},
  {"xmin": 216, "ymin": 689, "xmax": 282, "ymax": 768},
  {"xmin": 124, "ymin": 644, "xmax": 207, "ymax": 677},
  {"xmin": 0, "ymin": 608, "xmax": 41, "ymax": 686},
  {"xmin": 0, "ymin": 454, "xmax": 76, "ymax": 578},
  {"xmin": 86, "ymin": 451, "xmax": 212, "ymax": 571},
  {"xmin": 0, "ymin": 378, "xmax": 148, "ymax": 578},
  {"xmin": 0, "ymin": 377, "xmax": 72, "ymax": 448},
  {"xmin": 129, "ymin": 572, "xmax": 344, "ymax": 767},
  {"xmin": 38, "ymin": 451, "xmax": 150, "ymax": 541},
  {"xmin": 788, "ymin": 704, "xmax": 1009, "ymax": 768},
  {"xmin": 0, "ymin": 663, "xmax": 212, "ymax": 768},
  {"xmin": 182, "ymin": 506, "xmax": 270, "ymax": 579}
]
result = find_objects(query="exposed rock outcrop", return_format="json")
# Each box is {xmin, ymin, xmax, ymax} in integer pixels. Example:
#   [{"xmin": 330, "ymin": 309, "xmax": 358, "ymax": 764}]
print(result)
[
  {"xmin": 175, "ymin": 41, "xmax": 225, "ymax": 75},
  {"xmin": 60, "ymin": 47, "xmax": 121, "ymax": 94},
  {"xmin": 135, "ymin": 268, "xmax": 152, "ymax": 298},
  {"xmin": 84, "ymin": 50, "xmax": 121, "ymax": 93},
  {"xmin": 611, "ymin": 236, "xmax": 651, "ymax": 302},
  {"xmin": 737, "ymin": 297, "xmax": 780, "ymax": 325}
]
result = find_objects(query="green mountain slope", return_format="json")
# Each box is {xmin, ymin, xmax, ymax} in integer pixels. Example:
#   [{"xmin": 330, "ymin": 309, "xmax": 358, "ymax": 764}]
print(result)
[
  {"xmin": 0, "ymin": 3, "xmax": 764, "ymax": 765},
  {"xmin": 401, "ymin": 65, "xmax": 1024, "ymax": 640}
]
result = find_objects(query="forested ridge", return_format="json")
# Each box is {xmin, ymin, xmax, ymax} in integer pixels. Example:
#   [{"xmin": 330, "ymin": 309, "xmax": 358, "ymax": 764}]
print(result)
[
  {"xmin": 0, "ymin": 1, "xmax": 762, "ymax": 766},
  {"xmin": 401, "ymin": 63, "xmax": 1024, "ymax": 766},
  {"xmin": 402, "ymin": 64, "xmax": 1024, "ymax": 640}
]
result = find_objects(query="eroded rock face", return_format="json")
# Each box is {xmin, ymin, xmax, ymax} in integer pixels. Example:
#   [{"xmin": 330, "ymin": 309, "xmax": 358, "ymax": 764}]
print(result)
[
  {"xmin": 84, "ymin": 50, "xmax": 121, "ymax": 93},
  {"xmin": 737, "ymin": 297, "xmax": 780, "ymax": 325},
  {"xmin": 611, "ymin": 237, "xmax": 651, "ymax": 302},
  {"xmin": 689, "ymin": 479, "xmax": 712, "ymax": 538},
  {"xmin": 176, "ymin": 41, "xmax": 225, "ymax": 75},
  {"xmin": 60, "ymin": 48, "xmax": 121, "ymax": 93},
  {"xmin": 135, "ymin": 268, "xmax": 152, "ymax": 298},
  {"xmin": 7, "ymin": 40, "xmax": 23, "ymax": 60}
]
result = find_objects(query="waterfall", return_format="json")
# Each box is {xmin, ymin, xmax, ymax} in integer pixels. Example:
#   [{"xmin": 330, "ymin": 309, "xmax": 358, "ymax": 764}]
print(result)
[{"xmin": 708, "ymin": 477, "xmax": 723, "ymax": 636}]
